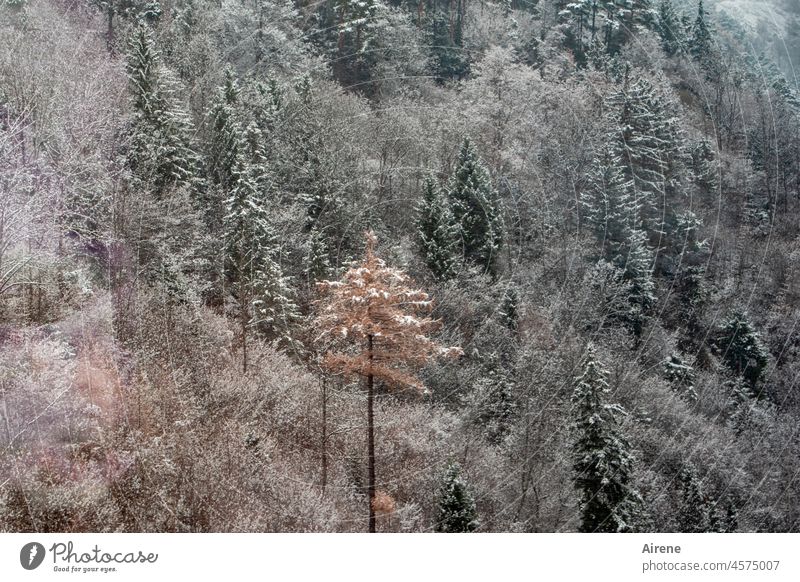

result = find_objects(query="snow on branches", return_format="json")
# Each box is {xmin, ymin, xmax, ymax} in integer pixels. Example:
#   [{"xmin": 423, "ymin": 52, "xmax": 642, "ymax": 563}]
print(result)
[{"xmin": 313, "ymin": 231, "xmax": 461, "ymax": 392}]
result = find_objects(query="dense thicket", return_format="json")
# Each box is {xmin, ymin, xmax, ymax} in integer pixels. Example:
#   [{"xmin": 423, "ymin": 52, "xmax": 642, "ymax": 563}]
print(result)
[{"xmin": 2, "ymin": 0, "xmax": 800, "ymax": 532}]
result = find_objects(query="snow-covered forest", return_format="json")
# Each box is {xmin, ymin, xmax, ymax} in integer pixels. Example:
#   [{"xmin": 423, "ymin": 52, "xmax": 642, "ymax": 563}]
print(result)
[{"xmin": 1, "ymin": 0, "xmax": 799, "ymax": 533}]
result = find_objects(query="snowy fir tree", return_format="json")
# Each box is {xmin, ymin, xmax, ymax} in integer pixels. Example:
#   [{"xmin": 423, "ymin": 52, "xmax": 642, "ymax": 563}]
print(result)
[
  {"xmin": 618, "ymin": 228, "xmax": 656, "ymax": 336},
  {"xmin": 499, "ymin": 284, "xmax": 520, "ymax": 332},
  {"xmin": 690, "ymin": 138, "xmax": 718, "ymax": 196},
  {"xmin": 434, "ymin": 461, "xmax": 479, "ymax": 532},
  {"xmin": 313, "ymin": 231, "xmax": 462, "ymax": 532},
  {"xmin": 581, "ymin": 147, "xmax": 655, "ymax": 335},
  {"xmin": 304, "ymin": 227, "xmax": 331, "ymax": 289},
  {"xmin": 677, "ymin": 464, "xmax": 713, "ymax": 532},
  {"xmin": 606, "ymin": 73, "xmax": 684, "ymax": 250},
  {"xmin": 717, "ymin": 310, "xmax": 769, "ymax": 391},
  {"xmin": 663, "ymin": 353, "xmax": 698, "ymax": 403},
  {"xmin": 448, "ymin": 137, "xmax": 504, "ymax": 275},
  {"xmin": 656, "ymin": 0, "xmax": 686, "ymax": 57},
  {"xmin": 689, "ymin": 0, "xmax": 714, "ymax": 65},
  {"xmin": 208, "ymin": 69, "xmax": 241, "ymax": 201},
  {"xmin": 125, "ymin": 23, "xmax": 198, "ymax": 196},
  {"xmin": 581, "ymin": 144, "xmax": 640, "ymax": 255},
  {"xmin": 416, "ymin": 173, "xmax": 459, "ymax": 281},
  {"xmin": 726, "ymin": 375, "xmax": 755, "ymax": 434},
  {"xmin": 223, "ymin": 123, "xmax": 299, "ymax": 372},
  {"xmin": 472, "ymin": 368, "xmax": 516, "ymax": 446},
  {"xmin": 571, "ymin": 346, "xmax": 643, "ymax": 532}
]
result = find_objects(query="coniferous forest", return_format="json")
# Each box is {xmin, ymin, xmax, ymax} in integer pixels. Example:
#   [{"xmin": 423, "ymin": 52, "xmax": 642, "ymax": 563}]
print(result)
[{"xmin": 1, "ymin": 0, "xmax": 800, "ymax": 533}]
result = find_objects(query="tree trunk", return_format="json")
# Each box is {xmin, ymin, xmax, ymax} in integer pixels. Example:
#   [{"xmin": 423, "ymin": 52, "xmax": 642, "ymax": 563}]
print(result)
[
  {"xmin": 367, "ymin": 333, "xmax": 376, "ymax": 533},
  {"xmin": 321, "ymin": 376, "xmax": 328, "ymax": 494},
  {"xmin": 240, "ymin": 288, "xmax": 248, "ymax": 374}
]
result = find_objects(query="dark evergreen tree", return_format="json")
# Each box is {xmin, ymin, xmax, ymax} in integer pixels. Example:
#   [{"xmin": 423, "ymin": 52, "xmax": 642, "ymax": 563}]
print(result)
[
  {"xmin": 677, "ymin": 464, "xmax": 713, "ymax": 532},
  {"xmin": 607, "ymin": 73, "xmax": 684, "ymax": 246},
  {"xmin": 656, "ymin": 0, "xmax": 686, "ymax": 57},
  {"xmin": 690, "ymin": 138, "xmax": 718, "ymax": 196},
  {"xmin": 125, "ymin": 23, "xmax": 198, "ymax": 196},
  {"xmin": 717, "ymin": 310, "xmax": 769, "ymax": 391},
  {"xmin": 434, "ymin": 461, "xmax": 479, "ymax": 532},
  {"xmin": 416, "ymin": 174, "xmax": 459, "ymax": 281},
  {"xmin": 223, "ymin": 122, "xmax": 300, "ymax": 371},
  {"xmin": 582, "ymin": 146, "xmax": 655, "ymax": 335},
  {"xmin": 472, "ymin": 364, "xmax": 516, "ymax": 445},
  {"xmin": 208, "ymin": 69, "xmax": 241, "ymax": 198},
  {"xmin": 429, "ymin": 0, "xmax": 469, "ymax": 82},
  {"xmin": 304, "ymin": 227, "xmax": 332, "ymax": 289},
  {"xmin": 499, "ymin": 284, "xmax": 519, "ymax": 332},
  {"xmin": 689, "ymin": 0, "xmax": 713, "ymax": 64},
  {"xmin": 571, "ymin": 346, "xmax": 643, "ymax": 532},
  {"xmin": 447, "ymin": 138, "xmax": 504, "ymax": 275},
  {"xmin": 663, "ymin": 353, "xmax": 698, "ymax": 403}
]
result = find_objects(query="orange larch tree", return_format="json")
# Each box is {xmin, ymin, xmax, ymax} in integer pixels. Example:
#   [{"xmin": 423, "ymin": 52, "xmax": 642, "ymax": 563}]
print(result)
[{"xmin": 313, "ymin": 231, "xmax": 461, "ymax": 532}]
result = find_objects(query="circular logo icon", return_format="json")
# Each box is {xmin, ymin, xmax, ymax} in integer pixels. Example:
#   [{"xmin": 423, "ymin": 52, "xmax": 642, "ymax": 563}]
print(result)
[{"xmin": 20, "ymin": 542, "xmax": 46, "ymax": 570}]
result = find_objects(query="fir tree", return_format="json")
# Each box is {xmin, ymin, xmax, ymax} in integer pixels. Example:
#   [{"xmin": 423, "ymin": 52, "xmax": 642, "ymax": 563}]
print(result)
[
  {"xmin": 663, "ymin": 353, "xmax": 698, "ymax": 403},
  {"xmin": 677, "ymin": 464, "xmax": 712, "ymax": 532},
  {"xmin": 572, "ymin": 346, "xmax": 643, "ymax": 532},
  {"xmin": 207, "ymin": 69, "xmax": 241, "ymax": 198},
  {"xmin": 690, "ymin": 139, "xmax": 718, "ymax": 196},
  {"xmin": 499, "ymin": 284, "xmax": 520, "ymax": 332},
  {"xmin": 416, "ymin": 174, "xmax": 459, "ymax": 281},
  {"xmin": 618, "ymin": 228, "xmax": 656, "ymax": 335},
  {"xmin": 581, "ymin": 145, "xmax": 639, "ymax": 254},
  {"xmin": 607, "ymin": 73, "xmax": 684, "ymax": 245},
  {"xmin": 717, "ymin": 310, "xmax": 769, "ymax": 391},
  {"xmin": 224, "ymin": 122, "xmax": 299, "ymax": 371},
  {"xmin": 314, "ymin": 231, "xmax": 462, "ymax": 532},
  {"xmin": 429, "ymin": 0, "xmax": 470, "ymax": 82},
  {"xmin": 434, "ymin": 461, "xmax": 479, "ymax": 532},
  {"xmin": 472, "ymin": 361, "xmax": 516, "ymax": 445},
  {"xmin": 656, "ymin": 0, "xmax": 686, "ymax": 57},
  {"xmin": 448, "ymin": 138, "xmax": 504, "ymax": 275},
  {"xmin": 125, "ymin": 23, "xmax": 198, "ymax": 196},
  {"xmin": 582, "ymin": 146, "xmax": 655, "ymax": 335},
  {"xmin": 689, "ymin": 0, "xmax": 714, "ymax": 64},
  {"xmin": 304, "ymin": 227, "xmax": 332, "ymax": 289}
]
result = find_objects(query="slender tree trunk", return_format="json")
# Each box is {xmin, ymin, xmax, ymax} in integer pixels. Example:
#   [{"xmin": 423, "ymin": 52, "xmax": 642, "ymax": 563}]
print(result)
[
  {"xmin": 240, "ymin": 286, "xmax": 248, "ymax": 374},
  {"xmin": 107, "ymin": 5, "xmax": 114, "ymax": 52},
  {"xmin": 366, "ymin": 333, "xmax": 376, "ymax": 533},
  {"xmin": 321, "ymin": 376, "xmax": 328, "ymax": 494}
]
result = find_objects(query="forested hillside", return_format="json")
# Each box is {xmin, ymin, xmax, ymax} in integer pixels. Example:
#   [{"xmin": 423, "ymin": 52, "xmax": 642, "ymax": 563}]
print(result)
[{"xmin": 1, "ymin": 0, "xmax": 799, "ymax": 533}]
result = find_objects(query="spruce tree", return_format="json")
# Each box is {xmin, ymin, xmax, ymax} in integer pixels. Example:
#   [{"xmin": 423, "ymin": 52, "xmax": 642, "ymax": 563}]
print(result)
[
  {"xmin": 416, "ymin": 174, "xmax": 459, "ymax": 281},
  {"xmin": 689, "ymin": 0, "xmax": 713, "ymax": 64},
  {"xmin": 448, "ymin": 138, "xmax": 504, "ymax": 275},
  {"xmin": 499, "ymin": 284, "xmax": 520, "ymax": 332},
  {"xmin": 125, "ymin": 23, "xmax": 198, "ymax": 196},
  {"xmin": 208, "ymin": 70, "xmax": 241, "ymax": 199},
  {"xmin": 663, "ymin": 354, "xmax": 698, "ymax": 403},
  {"xmin": 607, "ymin": 73, "xmax": 683, "ymax": 242},
  {"xmin": 223, "ymin": 122, "xmax": 299, "ymax": 371},
  {"xmin": 677, "ymin": 464, "xmax": 713, "ymax": 532},
  {"xmin": 582, "ymin": 146, "xmax": 655, "ymax": 334},
  {"xmin": 717, "ymin": 310, "xmax": 769, "ymax": 391},
  {"xmin": 656, "ymin": 0, "xmax": 686, "ymax": 57},
  {"xmin": 434, "ymin": 462, "xmax": 479, "ymax": 532},
  {"xmin": 690, "ymin": 138, "xmax": 718, "ymax": 196},
  {"xmin": 572, "ymin": 346, "xmax": 642, "ymax": 532}
]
